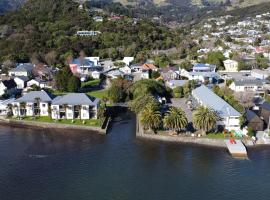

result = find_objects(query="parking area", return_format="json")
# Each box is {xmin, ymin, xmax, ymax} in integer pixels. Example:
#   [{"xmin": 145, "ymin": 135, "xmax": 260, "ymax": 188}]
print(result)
[{"xmin": 170, "ymin": 98, "xmax": 194, "ymax": 122}]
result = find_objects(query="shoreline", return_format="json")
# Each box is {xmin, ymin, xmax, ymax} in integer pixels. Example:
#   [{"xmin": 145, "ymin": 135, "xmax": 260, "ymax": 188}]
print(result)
[
  {"xmin": 0, "ymin": 118, "xmax": 107, "ymax": 135},
  {"xmin": 135, "ymin": 116, "xmax": 266, "ymax": 149}
]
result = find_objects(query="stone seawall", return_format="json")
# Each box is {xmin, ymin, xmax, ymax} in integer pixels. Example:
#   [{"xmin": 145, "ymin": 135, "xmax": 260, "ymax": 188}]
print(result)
[
  {"xmin": 0, "ymin": 118, "xmax": 106, "ymax": 135},
  {"xmin": 136, "ymin": 116, "xmax": 226, "ymax": 148}
]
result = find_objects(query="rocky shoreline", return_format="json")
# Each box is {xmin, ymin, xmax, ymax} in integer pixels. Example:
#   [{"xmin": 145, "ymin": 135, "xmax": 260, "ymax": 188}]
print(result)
[{"xmin": 0, "ymin": 118, "xmax": 107, "ymax": 134}]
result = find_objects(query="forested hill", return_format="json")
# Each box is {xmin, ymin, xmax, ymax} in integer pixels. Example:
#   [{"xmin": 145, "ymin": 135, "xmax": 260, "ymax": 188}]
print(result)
[{"xmin": 0, "ymin": 0, "xmax": 181, "ymax": 65}]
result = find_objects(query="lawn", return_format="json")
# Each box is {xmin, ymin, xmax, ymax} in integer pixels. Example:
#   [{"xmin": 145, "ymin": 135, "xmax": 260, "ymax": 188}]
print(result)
[
  {"xmin": 20, "ymin": 116, "xmax": 101, "ymax": 127},
  {"xmin": 205, "ymin": 133, "xmax": 226, "ymax": 139},
  {"xmin": 87, "ymin": 89, "xmax": 108, "ymax": 99},
  {"xmin": 81, "ymin": 79, "xmax": 101, "ymax": 88}
]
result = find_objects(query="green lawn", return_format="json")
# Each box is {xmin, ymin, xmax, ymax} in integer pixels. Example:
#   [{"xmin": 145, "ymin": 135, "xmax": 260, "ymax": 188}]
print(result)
[
  {"xmin": 81, "ymin": 79, "xmax": 101, "ymax": 88},
  {"xmin": 19, "ymin": 116, "xmax": 101, "ymax": 127},
  {"xmin": 87, "ymin": 89, "xmax": 108, "ymax": 99},
  {"xmin": 205, "ymin": 133, "xmax": 226, "ymax": 139}
]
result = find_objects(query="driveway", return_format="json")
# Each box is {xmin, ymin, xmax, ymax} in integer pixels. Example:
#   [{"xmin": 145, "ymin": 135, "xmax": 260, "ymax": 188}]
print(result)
[{"xmin": 170, "ymin": 98, "xmax": 193, "ymax": 122}]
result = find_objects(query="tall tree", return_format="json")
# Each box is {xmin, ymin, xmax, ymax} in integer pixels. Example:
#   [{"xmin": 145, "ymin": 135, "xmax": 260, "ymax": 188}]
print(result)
[
  {"xmin": 163, "ymin": 107, "xmax": 188, "ymax": 133},
  {"xmin": 192, "ymin": 106, "xmax": 220, "ymax": 135},
  {"xmin": 140, "ymin": 104, "xmax": 161, "ymax": 131}
]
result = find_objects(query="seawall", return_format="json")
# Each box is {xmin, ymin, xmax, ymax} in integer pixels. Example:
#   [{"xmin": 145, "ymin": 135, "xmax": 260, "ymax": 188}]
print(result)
[{"xmin": 0, "ymin": 118, "xmax": 106, "ymax": 135}]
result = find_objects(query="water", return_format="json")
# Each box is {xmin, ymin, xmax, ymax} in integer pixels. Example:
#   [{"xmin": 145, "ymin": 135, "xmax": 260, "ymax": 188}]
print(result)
[{"xmin": 0, "ymin": 112, "xmax": 270, "ymax": 200}]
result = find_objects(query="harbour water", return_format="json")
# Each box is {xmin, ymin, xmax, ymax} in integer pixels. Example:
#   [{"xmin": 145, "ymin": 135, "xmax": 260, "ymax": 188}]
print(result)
[{"xmin": 0, "ymin": 112, "xmax": 270, "ymax": 200}]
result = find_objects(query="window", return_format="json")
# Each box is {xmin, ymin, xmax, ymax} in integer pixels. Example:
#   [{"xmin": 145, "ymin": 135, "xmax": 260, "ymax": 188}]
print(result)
[{"xmin": 42, "ymin": 104, "xmax": 46, "ymax": 107}]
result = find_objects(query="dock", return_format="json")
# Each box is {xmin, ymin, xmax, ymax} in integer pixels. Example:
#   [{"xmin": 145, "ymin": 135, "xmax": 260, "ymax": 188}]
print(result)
[{"xmin": 225, "ymin": 139, "xmax": 247, "ymax": 157}]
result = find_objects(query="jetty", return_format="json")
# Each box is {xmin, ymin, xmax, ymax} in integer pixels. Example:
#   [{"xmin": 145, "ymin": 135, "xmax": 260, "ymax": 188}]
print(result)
[{"xmin": 225, "ymin": 139, "xmax": 247, "ymax": 157}]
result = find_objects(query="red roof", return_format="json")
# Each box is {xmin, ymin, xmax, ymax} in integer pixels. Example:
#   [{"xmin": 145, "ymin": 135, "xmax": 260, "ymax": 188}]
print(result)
[{"xmin": 142, "ymin": 63, "xmax": 157, "ymax": 70}]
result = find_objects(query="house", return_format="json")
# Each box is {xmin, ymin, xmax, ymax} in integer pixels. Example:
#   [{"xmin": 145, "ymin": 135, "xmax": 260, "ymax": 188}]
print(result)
[
  {"xmin": 259, "ymin": 102, "xmax": 270, "ymax": 129},
  {"xmin": 69, "ymin": 57, "xmax": 101, "ymax": 74},
  {"xmin": 245, "ymin": 110, "xmax": 264, "ymax": 132},
  {"xmin": 0, "ymin": 79, "xmax": 17, "ymax": 96},
  {"xmin": 180, "ymin": 69, "xmax": 220, "ymax": 83},
  {"xmin": 160, "ymin": 67, "xmax": 180, "ymax": 81},
  {"xmin": 8, "ymin": 63, "xmax": 34, "ymax": 77},
  {"xmin": 223, "ymin": 60, "xmax": 238, "ymax": 72},
  {"xmin": 106, "ymin": 69, "xmax": 124, "ymax": 79},
  {"xmin": 14, "ymin": 76, "xmax": 29, "ymax": 89},
  {"xmin": 251, "ymin": 69, "xmax": 270, "ymax": 80},
  {"xmin": 122, "ymin": 57, "xmax": 134, "ymax": 66},
  {"xmin": 141, "ymin": 63, "xmax": 158, "ymax": 71},
  {"xmin": 12, "ymin": 91, "xmax": 53, "ymax": 117},
  {"xmin": 51, "ymin": 93, "xmax": 100, "ymax": 120},
  {"xmin": 192, "ymin": 63, "xmax": 216, "ymax": 72},
  {"xmin": 0, "ymin": 98, "xmax": 15, "ymax": 116},
  {"xmin": 229, "ymin": 79, "xmax": 264, "ymax": 92},
  {"xmin": 27, "ymin": 78, "xmax": 51, "ymax": 89},
  {"xmin": 119, "ymin": 66, "xmax": 132, "ymax": 74},
  {"xmin": 93, "ymin": 16, "xmax": 103, "ymax": 22},
  {"xmin": 192, "ymin": 85, "xmax": 241, "ymax": 131},
  {"xmin": 32, "ymin": 64, "xmax": 54, "ymax": 80},
  {"xmin": 76, "ymin": 31, "xmax": 101, "ymax": 36},
  {"xmin": 166, "ymin": 80, "xmax": 187, "ymax": 89}
]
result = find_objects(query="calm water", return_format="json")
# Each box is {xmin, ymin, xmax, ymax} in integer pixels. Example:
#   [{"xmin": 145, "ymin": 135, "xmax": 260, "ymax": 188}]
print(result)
[{"xmin": 0, "ymin": 112, "xmax": 270, "ymax": 200}]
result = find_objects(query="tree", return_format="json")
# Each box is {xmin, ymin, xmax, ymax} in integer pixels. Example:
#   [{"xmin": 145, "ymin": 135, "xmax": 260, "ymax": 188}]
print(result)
[
  {"xmin": 192, "ymin": 106, "xmax": 220, "ymax": 135},
  {"xmin": 45, "ymin": 51, "xmax": 57, "ymax": 66},
  {"xmin": 140, "ymin": 104, "xmax": 161, "ymax": 131},
  {"xmin": 19, "ymin": 102, "xmax": 26, "ymax": 118},
  {"xmin": 67, "ymin": 76, "xmax": 81, "ymax": 92},
  {"xmin": 34, "ymin": 97, "xmax": 41, "ymax": 117},
  {"xmin": 129, "ymin": 94, "xmax": 160, "ymax": 114},
  {"xmin": 163, "ymin": 107, "xmax": 188, "ymax": 133},
  {"xmin": 75, "ymin": 105, "xmax": 82, "ymax": 121},
  {"xmin": 206, "ymin": 51, "xmax": 226, "ymax": 70},
  {"xmin": 7, "ymin": 103, "xmax": 13, "ymax": 117},
  {"xmin": 63, "ymin": 104, "xmax": 68, "ymax": 120},
  {"xmin": 173, "ymin": 86, "xmax": 184, "ymax": 98}
]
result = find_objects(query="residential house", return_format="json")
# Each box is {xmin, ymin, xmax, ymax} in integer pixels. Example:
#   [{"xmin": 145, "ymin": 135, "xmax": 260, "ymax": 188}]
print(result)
[
  {"xmin": 166, "ymin": 80, "xmax": 187, "ymax": 89},
  {"xmin": 180, "ymin": 69, "xmax": 220, "ymax": 83},
  {"xmin": 122, "ymin": 57, "xmax": 134, "ymax": 66},
  {"xmin": 0, "ymin": 79, "xmax": 17, "ymax": 96},
  {"xmin": 229, "ymin": 79, "xmax": 264, "ymax": 92},
  {"xmin": 192, "ymin": 63, "xmax": 216, "ymax": 72},
  {"xmin": 259, "ymin": 102, "xmax": 270, "ymax": 129},
  {"xmin": 27, "ymin": 78, "xmax": 51, "ymax": 89},
  {"xmin": 76, "ymin": 31, "xmax": 101, "ymax": 36},
  {"xmin": 12, "ymin": 91, "xmax": 53, "ymax": 117},
  {"xmin": 192, "ymin": 85, "xmax": 241, "ymax": 131},
  {"xmin": 245, "ymin": 110, "xmax": 264, "ymax": 132},
  {"xmin": 223, "ymin": 59, "xmax": 238, "ymax": 72},
  {"xmin": 51, "ymin": 93, "xmax": 100, "ymax": 120},
  {"xmin": 141, "ymin": 63, "xmax": 158, "ymax": 71},
  {"xmin": 8, "ymin": 63, "xmax": 34, "ymax": 77},
  {"xmin": 160, "ymin": 67, "xmax": 180, "ymax": 81},
  {"xmin": 69, "ymin": 57, "xmax": 101, "ymax": 75},
  {"xmin": 14, "ymin": 76, "xmax": 29, "ymax": 89},
  {"xmin": 251, "ymin": 69, "xmax": 270, "ymax": 80}
]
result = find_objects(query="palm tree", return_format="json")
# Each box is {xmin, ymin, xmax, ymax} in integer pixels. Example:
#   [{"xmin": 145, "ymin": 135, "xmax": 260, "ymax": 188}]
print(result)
[
  {"xmin": 63, "ymin": 104, "xmax": 68, "ymax": 120},
  {"xmin": 6, "ymin": 103, "xmax": 13, "ymax": 117},
  {"xmin": 140, "ymin": 103, "xmax": 161, "ymax": 132},
  {"xmin": 34, "ymin": 97, "xmax": 41, "ymax": 117},
  {"xmin": 19, "ymin": 102, "xmax": 26, "ymax": 119},
  {"xmin": 75, "ymin": 105, "xmax": 82, "ymax": 121},
  {"xmin": 192, "ymin": 106, "xmax": 221, "ymax": 135},
  {"xmin": 163, "ymin": 107, "xmax": 188, "ymax": 134}
]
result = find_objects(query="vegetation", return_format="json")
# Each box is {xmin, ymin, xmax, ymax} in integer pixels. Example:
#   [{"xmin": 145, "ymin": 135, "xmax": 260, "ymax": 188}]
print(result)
[
  {"xmin": 140, "ymin": 104, "xmax": 161, "ymax": 132},
  {"xmin": 193, "ymin": 106, "xmax": 221, "ymax": 135},
  {"xmin": 129, "ymin": 94, "xmax": 159, "ymax": 114},
  {"xmin": 55, "ymin": 67, "xmax": 81, "ymax": 92},
  {"xmin": 0, "ymin": 0, "xmax": 180, "ymax": 64},
  {"xmin": 163, "ymin": 107, "xmax": 188, "ymax": 133},
  {"xmin": 107, "ymin": 78, "xmax": 132, "ymax": 103},
  {"xmin": 173, "ymin": 86, "xmax": 184, "ymax": 98}
]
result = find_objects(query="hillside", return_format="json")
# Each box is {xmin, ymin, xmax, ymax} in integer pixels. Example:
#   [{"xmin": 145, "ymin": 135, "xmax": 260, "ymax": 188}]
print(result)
[{"xmin": 0, "ymin": 0, "xmax": 181, "ymax": 64}]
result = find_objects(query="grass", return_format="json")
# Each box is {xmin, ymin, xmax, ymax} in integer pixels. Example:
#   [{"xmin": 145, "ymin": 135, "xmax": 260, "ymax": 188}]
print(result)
[
  {"xmin": 18, "ymin": 116, "xmax": 101, "ymax": 127},
  {"xmin": 87, "ymin": 89, "xmax": 108, "ymax": 99},
  {"xmin": 81, "ymin": 79, "xmax": 101, "ymax": 88},
  {"xmin": 205, "ymin": 133, "xmax": 226, "ymax": 139}
]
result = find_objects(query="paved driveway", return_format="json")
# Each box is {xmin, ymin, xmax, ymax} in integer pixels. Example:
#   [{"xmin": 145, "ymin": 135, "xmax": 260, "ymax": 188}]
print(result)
[{"xmin": 170, "ymin": 98, "xmax": 193, "ymax": 122}]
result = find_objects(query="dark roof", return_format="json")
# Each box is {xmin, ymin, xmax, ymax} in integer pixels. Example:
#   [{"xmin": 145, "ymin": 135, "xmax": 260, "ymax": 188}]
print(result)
[
  {"xmin": 246, "ymin": 110, "xmax": 261, "ymax": 121},
  {"xmin": 260, "ymin": 101, "xmax": 270, "ymax": 111},
  {"xmin": 2, "ymin": 80, "xmax": 17, "ymax": 89},
  {"xmin": 234, "ymin": 79, "xmax": 263, "ymax": 86}
]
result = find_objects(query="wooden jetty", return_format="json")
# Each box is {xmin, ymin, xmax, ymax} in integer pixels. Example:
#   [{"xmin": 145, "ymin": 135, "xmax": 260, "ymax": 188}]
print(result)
[{"xmin": 225, "ymin": 139, "xmax": 247, "ymax": 157}]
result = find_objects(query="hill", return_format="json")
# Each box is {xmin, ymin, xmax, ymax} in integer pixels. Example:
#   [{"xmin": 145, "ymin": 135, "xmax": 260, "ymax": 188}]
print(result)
[{"xmin": 0, "ymin": 0, "xmax": 181, "ymax": 64}]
